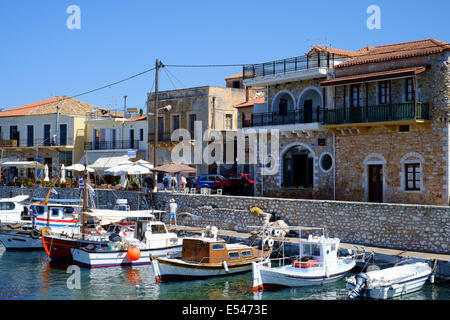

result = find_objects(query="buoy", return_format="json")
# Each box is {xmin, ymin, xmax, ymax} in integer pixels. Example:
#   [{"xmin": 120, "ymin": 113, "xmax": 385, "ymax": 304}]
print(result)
[{"xmin": 127, "ymin": 246, "xmax": 141, "ymax": 261}]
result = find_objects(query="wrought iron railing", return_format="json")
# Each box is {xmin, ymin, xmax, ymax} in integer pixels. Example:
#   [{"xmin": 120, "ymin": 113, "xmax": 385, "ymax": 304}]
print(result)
[
  {"xmin": 242, "ymin": 107, "xmax": 323, "ymax": 127},
  {"xmin": 243, "ymin": 52, "xmax": 335, "ymax": 80},
  {"xmin": 3, "ymin": 138, "xmax": 74, "ymax": 147},
  {"xmin": 84, "ymin": 140, "xmax": 140, "ymax": 150},
  {"xmin": 324, "ymin": 102, "xmax": 430, "ymax": 125}
]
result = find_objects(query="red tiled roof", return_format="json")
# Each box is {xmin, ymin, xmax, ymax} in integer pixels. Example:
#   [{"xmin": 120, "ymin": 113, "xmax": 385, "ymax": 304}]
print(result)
[
  {"xmin": 234, "ymin": 96, "xmax": 265, "ymax": 108},
  {"xmin": 335, "ymin": 39, "xmax": 450, "ymax": 68},
  {"xmin": 320, "ymin": 66, "xmax": 428, "ymax": 86},
  {"xmin": 306, "ymin": 46, "xmax": 361, "ymax": 57},
  {"xmin": 125, "ymin": 115, "xmax": 147, "ymax": 122},
  {"xmin": 0, "ymin": 96, "xmax": 101, "ymax": 117}
]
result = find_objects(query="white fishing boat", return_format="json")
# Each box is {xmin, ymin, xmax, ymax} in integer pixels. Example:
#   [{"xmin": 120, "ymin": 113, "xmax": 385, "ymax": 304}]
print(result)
[
  {"xmin": 0, "ymin": 195, "xmax": 30, "ymax": 223},
  {"xmin": 346, "ymin": 262, "xmax": 433, "ymax": 299},
  {"xmin": 152, "ymin": 226, "xmax": 273, "ymax": 282},
  {"xmin": 0, "ymin": 199, "xmax": 82, "ymax": 250},
  {"xmin": 70, "ymin": 219, "xmax": 182, "ymax": 268},
  {"xmin": 251, "ymin": 226, "xmax": 356, "ymax": 291}
]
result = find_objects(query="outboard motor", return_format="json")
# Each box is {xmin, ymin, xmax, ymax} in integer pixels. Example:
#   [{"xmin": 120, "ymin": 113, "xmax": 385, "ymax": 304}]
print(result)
[{"xmin": 348, "ymin": 272, "xmax": 370, "ymax": 299}]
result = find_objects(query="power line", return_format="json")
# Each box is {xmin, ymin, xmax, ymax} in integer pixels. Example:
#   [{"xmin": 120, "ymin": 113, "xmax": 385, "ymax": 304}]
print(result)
[{"xmin": 165, "ymin": 63, "xmax": 245, "ymax": 68}]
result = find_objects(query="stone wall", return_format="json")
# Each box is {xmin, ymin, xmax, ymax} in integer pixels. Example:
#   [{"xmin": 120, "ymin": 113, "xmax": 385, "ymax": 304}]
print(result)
[
  {"xmin": 2, "ymin": 186, "xmax": 448, "ymax": 254},
  {"xmin": 152, "ymin": 192, "xmax": 449, "ymax": 254}
]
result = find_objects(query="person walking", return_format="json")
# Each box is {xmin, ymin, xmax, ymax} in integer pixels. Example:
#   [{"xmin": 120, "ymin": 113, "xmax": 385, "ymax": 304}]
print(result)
[
  {"xmin": 170, "ymin": 175, "xmax": 178, "ymax": 192},
  {"xmin": 169, "ymin": 198, "xmax": 177, "ymax": 226}
]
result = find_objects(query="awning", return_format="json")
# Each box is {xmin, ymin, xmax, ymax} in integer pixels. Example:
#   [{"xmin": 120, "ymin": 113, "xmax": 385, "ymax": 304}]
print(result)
[
  {"xmin": 78, "ymin": 152, "xmax": 132, "ymax": 173},
  {"xmin": 1, "ymin": 161, "xmax": 45, "ymax": 169},
  {"xmin": 320, "ymin": 66, "xmax": 428, "ymax": 87},
  {"xmin": 82, "ymin": 209, "xmax": 162, "ymax": 225}
]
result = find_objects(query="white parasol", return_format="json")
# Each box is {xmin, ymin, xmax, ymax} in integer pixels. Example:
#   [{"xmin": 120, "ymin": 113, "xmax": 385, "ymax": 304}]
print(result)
[
  {"xmin": 44, "ymin": 164, "xmax": 49, "ymax": 182},
  {"xmin": 60, "ymin": 164, "xmax": 66, "ymax": 183}
]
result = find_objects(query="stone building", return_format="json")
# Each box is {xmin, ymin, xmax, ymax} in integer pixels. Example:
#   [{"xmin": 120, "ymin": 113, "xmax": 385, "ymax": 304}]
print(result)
[
  {"xmin": 239, "ymin": 46, "xmax": 361, "ymax": 199},
  {"xmin": 321, "ymin": 39, "xmax": 450, "ymax": 205},
  {"xmin": 147, "ymin": 85, "xmax": 247, "ymax": 177}
]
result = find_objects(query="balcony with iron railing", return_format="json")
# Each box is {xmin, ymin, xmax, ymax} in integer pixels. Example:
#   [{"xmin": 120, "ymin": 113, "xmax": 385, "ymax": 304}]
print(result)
[
  {"xmin": 242, "ymin": 107, "xmax": 323, "ymax": 128},
  {"xmin": 0, "ymin": 137, "xmax": 74, "ymax": 148},
  {"xmin": 84, "ymin": 140, "xmax": 140, "ymax": 150},
  {"xmin": 324, "ymin": 102, "xmax": 430, "ymax": 126},
  {"xmin": 242, "ymin": 52, "xmax": 336, "ymax": 81}
]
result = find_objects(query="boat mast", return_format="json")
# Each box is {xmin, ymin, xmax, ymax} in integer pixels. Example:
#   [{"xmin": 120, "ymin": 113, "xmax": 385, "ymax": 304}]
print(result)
[{"xmin": 82, "ymin": 151, "xmax": 88, "ymax": 240}]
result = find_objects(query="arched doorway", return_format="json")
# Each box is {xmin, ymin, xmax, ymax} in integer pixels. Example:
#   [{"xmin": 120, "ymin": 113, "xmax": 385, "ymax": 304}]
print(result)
[
  {"xmin": 298, "ymin": 87, "xmax": 323, "ymax": 123},
  {"xmin": 283, "ymin": 145, "xmax": 314, "ymax": 188}
]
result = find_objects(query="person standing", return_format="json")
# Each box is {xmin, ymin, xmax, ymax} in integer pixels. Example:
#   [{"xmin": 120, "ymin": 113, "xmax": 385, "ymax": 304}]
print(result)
[
  {"xmin": 163, "ymin": 174, "xmax": 169, "ymax": 192},
  {"xmin": 170, "ymin": 175, "xmax": 177, "ymax": 192},
  {"xmin": 180, "ymin": 175, "xmax": 187, "ymax": 190},
  {"xmin": 169, "ymin": 198, "xmax": 177, "ymax": 226}
]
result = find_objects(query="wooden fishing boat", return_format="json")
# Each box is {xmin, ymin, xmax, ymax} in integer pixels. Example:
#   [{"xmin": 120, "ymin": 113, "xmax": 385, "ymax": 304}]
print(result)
[
  {"xmin": 346, "ymin": 262, "xmax": 432, "ymax": 299},
  {"xmin": 152, "ymin": 226, "xmax": 273, "ymax": 282},
  {"xmin": 251, "ymin": 226, "xmax": 356, "ymax": 291}
]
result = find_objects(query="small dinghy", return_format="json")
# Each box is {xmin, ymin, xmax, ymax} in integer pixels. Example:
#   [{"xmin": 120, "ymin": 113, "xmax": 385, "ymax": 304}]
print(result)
[{"xmin": 346, "ymin": 262, "xmax": 432, "ymax": 299}]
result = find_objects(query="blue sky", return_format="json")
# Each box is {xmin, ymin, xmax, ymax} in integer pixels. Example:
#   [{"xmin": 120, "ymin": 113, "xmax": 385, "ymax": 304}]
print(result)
[{"xmin": 0, "ymin": 0, "xmax": 448, "ymax": 113}]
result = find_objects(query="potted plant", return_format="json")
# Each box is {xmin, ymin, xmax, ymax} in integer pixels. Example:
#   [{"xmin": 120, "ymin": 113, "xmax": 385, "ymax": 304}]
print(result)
[{"xmin": 35, "ymin": 179, "xmax": 42, "ymax": 187}]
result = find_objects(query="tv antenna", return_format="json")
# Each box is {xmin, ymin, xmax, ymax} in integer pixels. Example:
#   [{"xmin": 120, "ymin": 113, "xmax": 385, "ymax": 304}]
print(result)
[{"xmin": 306, "ymin": 38, "xmax": 332, "ymax": 50}]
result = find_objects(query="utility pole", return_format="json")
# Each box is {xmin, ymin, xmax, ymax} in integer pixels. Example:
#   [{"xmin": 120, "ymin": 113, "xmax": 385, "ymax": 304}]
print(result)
[
  {"xmin": 123, "ymin": 96, "xmax": 127, "ymax": 148},
  {"xmin": 153, "ymin": 59, "xmax": 162, "ymax": 191}
]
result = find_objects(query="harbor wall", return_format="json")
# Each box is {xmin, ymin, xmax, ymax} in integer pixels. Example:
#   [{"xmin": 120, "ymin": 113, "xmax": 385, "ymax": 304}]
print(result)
[
  {"xmin": 1, "ymin": 186, "xmax": 448, "ymax": 255},
  {"xmin": 150, "ymin": 192, "xmax": 449, "ymax": 255}
]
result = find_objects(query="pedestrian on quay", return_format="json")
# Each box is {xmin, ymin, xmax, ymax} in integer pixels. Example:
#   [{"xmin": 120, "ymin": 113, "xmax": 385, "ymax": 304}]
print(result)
[
  {"xmin": 169, "ymin": 198, "xmax": 177, "ymax": 226},
  {"xmin": 170, "ymin": 175, "xmax": 177, "ymax": 192},
  {"xmin": 180, "ymin": 175, "xmax": 187, "ymax": 190},
  {"xmin": 163, "ymin": 174, "xmax": 170, "ymax": 192}
]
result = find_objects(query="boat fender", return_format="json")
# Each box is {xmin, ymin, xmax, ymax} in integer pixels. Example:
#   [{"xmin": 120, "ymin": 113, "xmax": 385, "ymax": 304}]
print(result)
[
  {"xmin": 95, "ymin": 225, "xmax": 106, "ymax": 235},
  {"xmin": 223, "ymin": 260, "xmax": 229, "ymax": 272},
  {"xmin": 30, "ymin": 229, "xmax": 41, "ymax": 239},
  {"xmin": 348, "ymin": 272, "xmax": 370, "ymax": 299},
  {"xmin": 268, "ymin": 238, "xmax": 274, "ymax": 247},
  {"xmin": 273, "ymin": 229, "xmax": 281, "ymax": 237}
]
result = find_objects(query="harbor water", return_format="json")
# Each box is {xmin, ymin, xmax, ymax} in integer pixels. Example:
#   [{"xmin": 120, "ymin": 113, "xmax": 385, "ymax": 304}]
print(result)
[{"xmin": 0, "ymin": 246, "xmax": 449, "ymax": 300}]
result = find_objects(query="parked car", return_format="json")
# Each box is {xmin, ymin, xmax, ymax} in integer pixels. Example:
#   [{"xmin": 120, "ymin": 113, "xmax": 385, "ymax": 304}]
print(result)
[
  {"xmin": 196, "ymin": 174, "xmax": 230, "ymax": 191},
  {"xmin": 227, "ymin": 173, "xmax": 254, "ymax": 195}
]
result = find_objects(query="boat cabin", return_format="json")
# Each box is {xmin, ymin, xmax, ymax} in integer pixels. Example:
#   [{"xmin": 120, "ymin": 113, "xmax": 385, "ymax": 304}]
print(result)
[
  {"xmin": 30, "ymin": 204, "xmax": 81, "ymax": 234},
  {"xmin": 0, "ymin": 196, "xmax": 28, "ymax": 223},
  {"xmin": 294, "ymin": 236, "xmax": 340, "ymax": 270},
  {"xmin": 181, "ymin": 237, "xmax": 257, "ymax": 264}
]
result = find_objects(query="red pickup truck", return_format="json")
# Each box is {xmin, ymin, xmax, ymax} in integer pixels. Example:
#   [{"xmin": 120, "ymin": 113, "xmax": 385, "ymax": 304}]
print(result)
[{"xmin": 227, "ymin": 173, "xmax": 254, "ymax": 195}]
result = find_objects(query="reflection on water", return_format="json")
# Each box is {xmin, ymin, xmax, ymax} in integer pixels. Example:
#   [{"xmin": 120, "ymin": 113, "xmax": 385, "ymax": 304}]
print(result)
[{"xmin": 0, "ymin": 247, "xmax": 449, "ymax": 300}]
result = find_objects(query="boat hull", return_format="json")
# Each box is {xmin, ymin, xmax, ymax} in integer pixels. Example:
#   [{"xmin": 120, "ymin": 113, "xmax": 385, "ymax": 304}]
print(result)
[
  {"xmin": 346, "ymin": 272, "xmax": 431, "ymax": 299},
  {"xmin": 254, "ymin": 260, "xmax": 356, "ymax": 291},
  {"xmin": 42, "ymin": 235, "xmax": 108, "ymax": 261},
  {"xmin": 153, "ymin": 258, "xmax": 255, "ymax": 282},
  {"xmin": 0, "ymin": 230, "xmax": 43, "ymax": 250},
  {"xmin": 71, "ymin": 245, "xmax": 182, "ymax": 268}
]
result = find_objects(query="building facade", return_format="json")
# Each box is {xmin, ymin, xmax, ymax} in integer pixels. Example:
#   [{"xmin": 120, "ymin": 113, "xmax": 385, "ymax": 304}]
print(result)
[
  {"xmin": 147, "ymin": 85, "xmax": 247, "ymax": 176},
  {"xmin": 239, "ymin": 46, "xmax": 360, "ymax": 199},
  {"xmin": 0, "ymin": 96, "xmax": 98, "ymax": 181},
  {"xmin": 82, "ymin": 110, "xmax": 147, "ymax": 174},
  {"xmin": 321, "ymin": 39, "xmax": 450, "ymax": 205}
]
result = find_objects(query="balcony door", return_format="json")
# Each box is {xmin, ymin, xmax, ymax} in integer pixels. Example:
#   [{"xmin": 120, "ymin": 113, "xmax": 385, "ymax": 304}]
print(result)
[
  {"xmin": 26, "ymin": 125, "xmax": 34, "ymax": 147},
  {"xmin": 59, "ymin": 124, "xmax": 67, "ymax": 146},
  {"xmin": 368, "ymin": 164, "xmax": 383, "ymax": 203},
  {"xmin": 279, "ymin": 99, "xmax": 288, "ymax": 116},
  {"xmin": 43, "ymin": 124, "xmax": 51, "ymax": 146},
  {"xmin": 10, "ymin": 126, "xmax": 19, "ymax": 146},
  {"xmin": 304, "ymin": 99, "xmax": 313, "ymax": 123}
]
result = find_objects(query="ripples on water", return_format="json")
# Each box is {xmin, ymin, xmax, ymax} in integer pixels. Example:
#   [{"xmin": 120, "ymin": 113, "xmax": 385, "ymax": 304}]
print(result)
[{"xmin": 0, "ymin": 246, "xmax": 448, "ymax": 300}]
